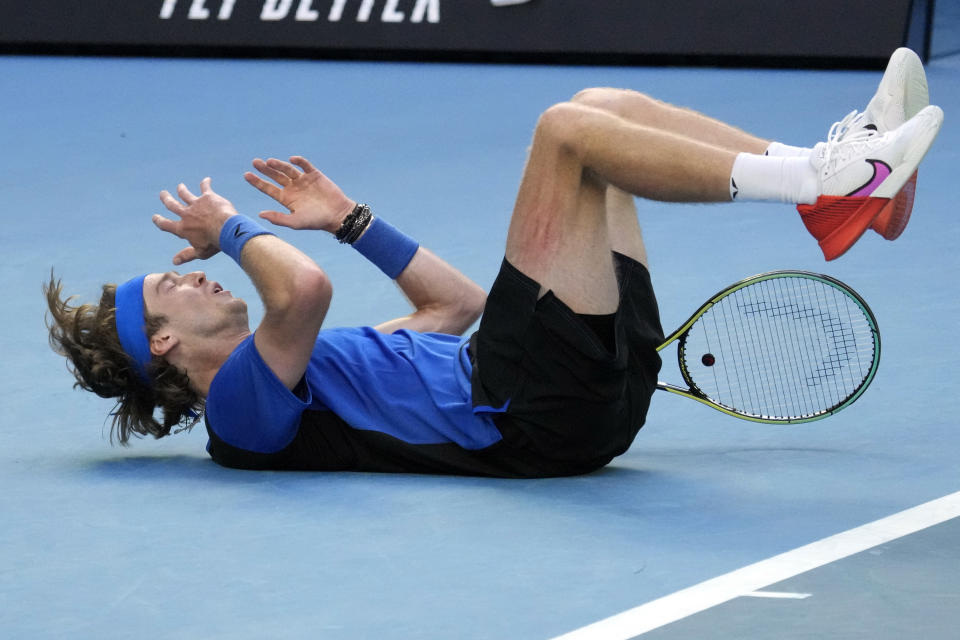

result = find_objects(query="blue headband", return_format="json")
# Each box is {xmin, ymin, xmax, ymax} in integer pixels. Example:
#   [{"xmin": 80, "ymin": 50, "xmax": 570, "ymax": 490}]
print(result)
[{"xmin": 115, "ymin": 274, "xmax": 152, "ymax": 384}]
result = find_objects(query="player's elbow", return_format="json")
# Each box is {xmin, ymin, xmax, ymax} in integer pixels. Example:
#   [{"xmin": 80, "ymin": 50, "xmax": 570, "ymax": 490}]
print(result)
[
  {"xmin": 444, "ymin": 283, "xmax": 486, "ymax": 334},
  {"xmin": 282, "ymin": 267, "xmax": 332, "ymax": 317},
  {"xmin": 462, "ymin": 283, "xmax": 486, "ymax": 326},
  {"xmin": 301, "ymin": 268, "xmax": 333, "ymax": 310}
]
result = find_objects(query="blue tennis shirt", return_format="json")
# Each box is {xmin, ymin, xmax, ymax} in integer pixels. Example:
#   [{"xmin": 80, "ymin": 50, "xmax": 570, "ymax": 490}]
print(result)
[{"xmin": 204, "ymin": 327, "xmax": 510, "ymax": 473}]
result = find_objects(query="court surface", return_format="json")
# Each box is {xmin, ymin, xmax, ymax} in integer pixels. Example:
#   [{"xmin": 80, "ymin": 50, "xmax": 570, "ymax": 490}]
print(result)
[{"xmin": 2, "ymin": 19, "xmax": 959, "ymax": 640}]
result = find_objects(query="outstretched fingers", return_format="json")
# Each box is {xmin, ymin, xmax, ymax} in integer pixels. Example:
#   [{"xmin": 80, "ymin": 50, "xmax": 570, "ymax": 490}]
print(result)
[
  {"xmin": 151, "ymin": 213, "xmax": 179, "ymax": 234},
  {"xmin": 159, "ymin": 189, "xmax": 186, "ymax": 216},
  {"xmin": 244, "ymin": 171, "xmax": 283, "ymax": 202},
  {"xmin": 153, "ymin": 178, "xmax": 227, "ymax": 265},
  {"xmin": 290, "ymin": 156, "xmax": 317, "ymax": 173},
  {"xmin": 177, "ymin": 182, "xmax": 198, "ymax": 204},
  {"xmin": 265, "ymin": 157, "xmax": 301, "ymax": 181},
  {"xmin": 152, "ymin": 213, "xmax": 189, "ymax": 264},
  {"xmin": 252, "ymin": 157, "xmax": 292, "ymax": 185},
  {"xmin": 258, "ymin": 209, "xmax": 295, "ymax": 228},
  {"xmin": 172, "ymin": 246, "xmax": 199, "ymax": 266}
]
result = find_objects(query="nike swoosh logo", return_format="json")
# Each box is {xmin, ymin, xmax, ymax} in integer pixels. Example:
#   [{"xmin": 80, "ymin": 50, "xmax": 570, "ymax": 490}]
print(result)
[
  {"xmin": 846, "ymin": 159, "xmax": 892, "ymax": 197},
  {"xmin": 730, "ymin": 177, "xmax": 739, "ymax": 199},
  {"xmin": 234, "ymin": 227, "xmax": 246, "ymax": 238}
]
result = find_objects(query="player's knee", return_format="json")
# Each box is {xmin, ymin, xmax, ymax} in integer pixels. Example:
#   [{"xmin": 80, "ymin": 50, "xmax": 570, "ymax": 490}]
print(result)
[
  {"xmin": 571, "ymin": 87, "xmax": 618, "ymax": 111},
  {"xmin": 572, "ymin": 87, "xmax": 659, "ymax": 121},
  {"xmin": 534, "ymin": 102, "xmax": 587, "ymax": 151}
]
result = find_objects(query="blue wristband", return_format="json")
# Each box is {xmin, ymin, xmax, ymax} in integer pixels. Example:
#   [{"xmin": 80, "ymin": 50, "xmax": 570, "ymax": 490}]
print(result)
[
  {"xmin": 352, "ymin": 217, "xmax": 419, "ymax": 279},
  {"xmin": 219, "ymin": 216, "xmax": 274, "ymax": 265}
]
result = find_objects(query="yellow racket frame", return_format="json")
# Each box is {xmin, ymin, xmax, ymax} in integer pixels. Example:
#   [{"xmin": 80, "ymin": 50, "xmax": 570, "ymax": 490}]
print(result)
[{"xmin": 655, "ymin": 270, "xmax": 881, "ymax": 424}]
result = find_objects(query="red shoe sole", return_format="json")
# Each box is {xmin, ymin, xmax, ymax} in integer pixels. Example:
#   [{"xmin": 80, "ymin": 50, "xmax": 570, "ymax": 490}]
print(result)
[
  {"xmin": 870, "ymin": 171, "xmax": 917, "ymax": 240},
  {"xmin": 797, "ymin": 195, "xmax": 891, "ymax": 261}
]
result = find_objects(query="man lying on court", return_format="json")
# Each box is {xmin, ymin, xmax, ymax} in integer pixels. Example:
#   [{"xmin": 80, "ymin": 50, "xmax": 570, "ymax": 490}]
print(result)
[{"xmin": 45, "ymin": 50, "xmax": 943, "ymax": 477}]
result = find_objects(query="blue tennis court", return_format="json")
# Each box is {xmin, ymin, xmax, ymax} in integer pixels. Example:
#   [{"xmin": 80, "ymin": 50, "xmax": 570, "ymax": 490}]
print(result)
[{"xmin": 2, "ymin": 7, "xmax": 958, "ymax": 638}]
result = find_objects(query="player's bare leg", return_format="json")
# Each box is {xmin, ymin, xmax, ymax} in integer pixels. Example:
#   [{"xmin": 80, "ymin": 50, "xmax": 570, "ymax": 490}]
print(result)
[
  {"xmin": 505, "ymin": 102, "xmax": 733, "ymax": 313},
  {"xmin": 572, "ymin": 87, "xmax": 770, "ymax": 154},
  {"xmin": 603, "ymin": 184, "xmax": 647, "ymax": 268}
]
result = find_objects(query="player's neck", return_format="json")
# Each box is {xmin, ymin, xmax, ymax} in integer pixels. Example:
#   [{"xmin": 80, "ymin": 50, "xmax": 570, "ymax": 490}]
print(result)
[{"xmin": 177, "ymin": 329, "xmax": 251, "ymax": 398}]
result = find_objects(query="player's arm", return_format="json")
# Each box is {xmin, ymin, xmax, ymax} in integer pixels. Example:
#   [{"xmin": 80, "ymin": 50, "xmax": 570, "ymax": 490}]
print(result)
[
  {"xmin": 373, "ymin": 247, "xmax": 486, "ymax": 335},
  {"xmin": 245, "ymin": 156, "xmax": 486, "ymax": 336},
  {"xmin": 152, "ymin": 178, "xmax": 330, "ymax": 391}
]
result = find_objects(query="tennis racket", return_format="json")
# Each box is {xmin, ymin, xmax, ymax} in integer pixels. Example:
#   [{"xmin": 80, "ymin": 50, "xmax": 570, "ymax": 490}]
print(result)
[{"xmin": 656, "ymin": 270, "xmax": 880, "ymax": 423}]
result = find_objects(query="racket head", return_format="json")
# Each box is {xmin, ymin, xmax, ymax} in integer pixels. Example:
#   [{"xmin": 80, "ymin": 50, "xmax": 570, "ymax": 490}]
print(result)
[{"xmin": 659, "ymin": 271, "xmax": 880, "ymax": 423}]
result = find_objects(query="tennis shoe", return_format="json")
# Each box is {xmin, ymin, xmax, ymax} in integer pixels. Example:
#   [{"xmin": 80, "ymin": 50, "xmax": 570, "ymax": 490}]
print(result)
[
  {"xmin": 840, "ymin": 48, "xmax": 929, "ymax": 239},
  {"xmin": 859, "ymin": 47, "xmax": 929, "ymax": 136},
  {"xmin": 798, "ymin": 104, "xmax": 943, "ymax": 260}
]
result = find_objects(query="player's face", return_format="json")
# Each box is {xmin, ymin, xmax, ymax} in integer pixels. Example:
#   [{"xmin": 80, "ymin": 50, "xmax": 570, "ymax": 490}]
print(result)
[{"xmin": 142, "ymin": 271, "xmax": 248, "ymax": 338}]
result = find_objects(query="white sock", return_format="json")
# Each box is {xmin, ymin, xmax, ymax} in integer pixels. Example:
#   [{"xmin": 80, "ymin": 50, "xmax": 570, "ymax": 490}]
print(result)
[
  {"xmin": 764, "ymin": 141, "xmax": 813, "ymax": 158},
  {"xmin": 730, "ymin": 153, "xmax": 819, "ymax": 204}
]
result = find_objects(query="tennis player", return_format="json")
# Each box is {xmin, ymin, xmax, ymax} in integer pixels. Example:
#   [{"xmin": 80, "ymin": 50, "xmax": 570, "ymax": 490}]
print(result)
[{"xmin": 45, "ymin": 50, "xmax": 942, "ymax": 477}]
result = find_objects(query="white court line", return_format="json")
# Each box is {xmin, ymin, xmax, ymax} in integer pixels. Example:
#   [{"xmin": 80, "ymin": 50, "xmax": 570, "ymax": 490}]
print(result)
[
  {"xmin": 743, "ymin": 591, "xmax": 811, "ymax": 599},
  {"xmin": 550, "ymin": 491, "xmax": 960, "ymax": 640}
]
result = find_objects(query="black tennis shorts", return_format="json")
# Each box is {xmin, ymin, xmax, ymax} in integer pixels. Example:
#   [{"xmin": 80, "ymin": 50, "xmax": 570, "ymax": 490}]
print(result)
[{"xmin": 468, "ymin": 252, "xmax": 665, "ymax": 477}]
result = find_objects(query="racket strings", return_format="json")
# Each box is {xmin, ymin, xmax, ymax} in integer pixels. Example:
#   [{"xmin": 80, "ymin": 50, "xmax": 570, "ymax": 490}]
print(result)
[{"xmin": 682, "ymin": 275, "xmax": 876, "ymax": 420}]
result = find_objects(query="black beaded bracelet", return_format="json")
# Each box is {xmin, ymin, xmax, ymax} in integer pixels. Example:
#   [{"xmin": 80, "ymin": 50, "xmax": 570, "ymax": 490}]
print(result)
[{"xmin": 335, "ymin": 203, "xmax": 373, "ymax": 244}]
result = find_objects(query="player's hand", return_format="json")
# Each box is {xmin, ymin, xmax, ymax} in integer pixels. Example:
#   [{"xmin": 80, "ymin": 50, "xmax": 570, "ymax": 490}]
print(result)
[
  {"xmin": 244, "ymin": 156, "xmax": 356, "ymax": 234},
  {"xmin": 152, "ymin": 177, "xmax": 238, "ymax": 265}
]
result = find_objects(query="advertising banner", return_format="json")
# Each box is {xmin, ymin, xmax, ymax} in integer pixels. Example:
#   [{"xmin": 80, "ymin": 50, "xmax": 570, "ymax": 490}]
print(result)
[{"xmin": 0, "ymin": 0, "xmax": 926, "ymax": 66}]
